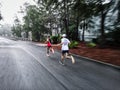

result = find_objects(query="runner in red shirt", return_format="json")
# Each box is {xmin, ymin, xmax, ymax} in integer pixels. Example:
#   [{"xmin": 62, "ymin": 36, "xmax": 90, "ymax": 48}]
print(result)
[{"xmin": 46, "ymin": 36, "xmax": 54, "ymax": 56}]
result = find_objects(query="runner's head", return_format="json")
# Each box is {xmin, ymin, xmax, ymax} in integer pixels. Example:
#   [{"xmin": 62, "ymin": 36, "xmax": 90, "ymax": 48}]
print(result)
[
  {"xmin": 62, "ymin": 34, "xmax": 66, "ymax": 38},
  {"xmin": 47, "ymin": 35, "xmax": 50, "ymax": 38}
]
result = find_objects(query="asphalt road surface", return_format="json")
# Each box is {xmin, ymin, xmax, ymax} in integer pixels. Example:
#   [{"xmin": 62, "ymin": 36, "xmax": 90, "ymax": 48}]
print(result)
[{"xmin": 0, "ymin": 37, "xmax": 120, "ymax": 90}]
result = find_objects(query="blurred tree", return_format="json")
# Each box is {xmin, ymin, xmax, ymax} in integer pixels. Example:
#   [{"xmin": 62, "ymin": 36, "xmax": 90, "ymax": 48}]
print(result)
[
  {"xmin": 23, "ymin": 5, "xmax": 48, "ymax": 41},
  {"xmin": 0, "ymin": 13, "xmax": 2, "ymax": 21},
  {"xmin": 11, "ymin": 16, "xmax": 22, "ymax": 37},
  {"xmin": 72, "ymin": 0, "xmax": 98, "ymax": 41},
  {"xmin": 0, "ymin": 3, "xmax": 3, "ymax": 21},
  {"xmin": 23, "ymin": 0, "xmax": 116, "ymax": 44},
  {"xmin": 113, "ymin": 0, "xmax": 120, "ymax": 28},
  {"xmin": 46, "ymin": 0, "xmax": 73, "ymax": 38},
  {"xmin": 95, "ymin": 0, "xmax": 113, "ymax": 47}
]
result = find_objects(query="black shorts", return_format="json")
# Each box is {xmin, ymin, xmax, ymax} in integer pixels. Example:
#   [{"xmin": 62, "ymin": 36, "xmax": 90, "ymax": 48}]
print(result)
[
  {"xmin": 62, "ymin": 50, "xmax": 69, "ymax": 55},
  {"xmin": 47, "ymin": 45, "xmax": 52, "ymax": 47}
]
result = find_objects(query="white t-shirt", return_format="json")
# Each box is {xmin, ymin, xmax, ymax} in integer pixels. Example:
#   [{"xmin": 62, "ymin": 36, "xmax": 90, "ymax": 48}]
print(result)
[{"xmin": 61, "ymin": 37, "xmax": 70, "ymax": 50}]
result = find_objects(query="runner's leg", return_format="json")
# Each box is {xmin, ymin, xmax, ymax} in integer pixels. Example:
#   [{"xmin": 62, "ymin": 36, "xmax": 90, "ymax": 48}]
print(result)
[
  {"xmin": 47, "ymin": 47, "xmax": 50, "ymax": 56},
  {"xmin": 59, "ymin": 51, "xmax": 65, "ymax": 65},
  {"xmin": 65, "ymin": 52, "xmax": 75, "ymax": 64},
  {"xmin": 50, "ymin": 47, "xmax": 54, "ymax": 53}
]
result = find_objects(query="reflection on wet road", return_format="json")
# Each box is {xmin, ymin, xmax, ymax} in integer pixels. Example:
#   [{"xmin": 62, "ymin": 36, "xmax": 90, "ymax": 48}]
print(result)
[{"xmin": 0, "ymin": 37, "xmax": 120, "ymax": 90}]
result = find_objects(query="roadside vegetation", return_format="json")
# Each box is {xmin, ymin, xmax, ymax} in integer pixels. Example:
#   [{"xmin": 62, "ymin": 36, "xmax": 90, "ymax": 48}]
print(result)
[{"xmin": 9, "ymin": 0, "xmax": 120, "ymax": 48}]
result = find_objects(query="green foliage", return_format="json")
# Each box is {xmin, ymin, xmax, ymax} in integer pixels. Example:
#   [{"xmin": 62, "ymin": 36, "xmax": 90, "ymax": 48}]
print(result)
[
  {"xmin": 69, "ymin": 41, "xmax": 79, "ymax": 49},
  {"xmin": 22, "ymin": 5, "xmax": 49, "ymax": 41},
  {"xmin": 92, "ymin": 38, "xmax": 98, "ymax": 43},
  {"xmin": 86, "ymin": 42, "xmax": 96, "ymax": 47},
  {"xmin": 105, "ymin": 27, "xmax": 120, "ymax": 46},
  {"xmin": 0, "ymin": 13, "xmax": 2, "ymax": 20},
  {"xmin": 112, "ymin": 28, "xmax": 120, "ymax": 43},
  {"xmin": 13, "ymin": 0, "xmax": 116, "ymax": 43},
  {"xmin": 51, "ymin": 35, "xmax": 61, "ymax": 44},
  {"xmin": 68, "ymin": 24, "xmax": 78, "ymax": 40},
  {"xmin": 11, "ymin": 25, "xmax": 22, "ymax": 37}
]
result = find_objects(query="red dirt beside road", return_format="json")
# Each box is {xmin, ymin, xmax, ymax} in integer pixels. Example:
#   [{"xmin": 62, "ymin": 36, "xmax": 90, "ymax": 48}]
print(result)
[{"xmin": 53, "ymin": 43, "xmax": 120, "ymax": 66}]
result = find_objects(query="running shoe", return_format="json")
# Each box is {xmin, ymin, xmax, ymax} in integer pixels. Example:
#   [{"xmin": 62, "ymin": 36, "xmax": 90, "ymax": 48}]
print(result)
[
  {"xmin": 59, "ymin": 60, "xmax": 64, "ymax": 65},
  {"xmin": 46, "ymin": 54, "xmax": 50, "ymax": 56}
]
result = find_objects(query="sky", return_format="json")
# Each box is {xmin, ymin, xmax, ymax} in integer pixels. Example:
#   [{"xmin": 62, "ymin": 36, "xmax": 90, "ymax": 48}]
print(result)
[{"xmin": 0, "ymin": 0, "xmax": 35, "ymax": 25}]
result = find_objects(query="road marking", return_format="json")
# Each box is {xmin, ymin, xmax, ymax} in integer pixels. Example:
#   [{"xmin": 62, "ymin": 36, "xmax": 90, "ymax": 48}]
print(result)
[
  {"xmin": 0, "ymin": 45, "xmax": 19, "ymax": 48},
  {"xmin": 19, "ymin": 46, "xmax": 40, "ymax": 62},
  {"xmin": 35, "ymin": 43, "xmax": 46, "ymax": 46},
  {"xmin": 19, "ymin": 46, "xmax": 68, "ymax": 89}
]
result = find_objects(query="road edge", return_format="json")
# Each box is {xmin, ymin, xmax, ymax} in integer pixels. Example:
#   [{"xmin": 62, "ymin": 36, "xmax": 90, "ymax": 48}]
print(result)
[{"xmin": 35, "ymin": 43, "xmax": 120, "ymax": 70}]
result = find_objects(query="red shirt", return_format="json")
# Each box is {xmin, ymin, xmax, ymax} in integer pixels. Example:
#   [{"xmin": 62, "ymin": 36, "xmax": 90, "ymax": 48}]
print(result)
[{"xmin": 47, "ymin": 39, "xmax": 51, "ymax": 47}]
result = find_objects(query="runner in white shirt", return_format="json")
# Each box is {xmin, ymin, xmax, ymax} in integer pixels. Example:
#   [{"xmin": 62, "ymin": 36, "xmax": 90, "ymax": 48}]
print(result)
[{"xmin": 59, "ymin": 34, "xmax": 75, "ymax": 65}]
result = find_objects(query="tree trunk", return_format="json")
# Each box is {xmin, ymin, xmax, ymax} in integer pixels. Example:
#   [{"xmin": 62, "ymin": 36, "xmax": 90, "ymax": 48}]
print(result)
[
  {"xmin": 81, "ymin": 20, "xmax": 86, "ymax": 42},
  {"xmin": 82, "ymin": 27, "xmax": 85, "ymax": 42},
  {"xmin": 63, "ymin": 0, "xmax": 69, "ymax": 38},
  {"xmin": 75, "ymin": 17, "xmax": 79, "ymax": 41},
  {"xmin": 99, "ymin": 7, "xmax": 106, "ymax": 48},
  {"xmin": 64, "ymin": 18, "xmax": 69, "ymax": 37}
]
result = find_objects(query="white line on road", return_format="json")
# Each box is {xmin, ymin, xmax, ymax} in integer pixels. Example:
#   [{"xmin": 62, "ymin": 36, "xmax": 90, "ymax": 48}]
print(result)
[
  {"xmin": 18, "ymin": 46, "xmax": 68, "ymax": 89},
  {"xmin": 19, "ymin": 46, "xmax": 41, "ymax": 63},
  {"xmin": 0, "ymin": 45, "xmax": 19, "ymax": 48}
]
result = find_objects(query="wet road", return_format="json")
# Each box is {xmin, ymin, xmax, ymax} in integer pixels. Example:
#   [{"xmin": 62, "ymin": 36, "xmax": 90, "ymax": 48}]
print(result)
[{"xmin": 0, "ymin": 37, "xmax": 120, "ymax": 90}]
